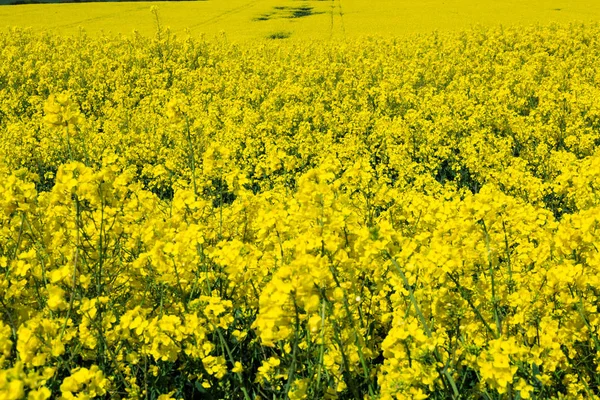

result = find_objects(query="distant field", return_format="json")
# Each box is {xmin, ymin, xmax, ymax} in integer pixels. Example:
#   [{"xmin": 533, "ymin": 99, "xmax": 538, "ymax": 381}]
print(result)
[{"xmin": 2, "ymin": 0, "xmax": 600, "ymax": 40}]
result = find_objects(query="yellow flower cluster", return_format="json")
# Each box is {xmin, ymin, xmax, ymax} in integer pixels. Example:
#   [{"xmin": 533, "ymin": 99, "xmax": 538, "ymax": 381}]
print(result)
[{"xmin": 1, "ymin": 22, "xmax": 600, "ymax": 399}]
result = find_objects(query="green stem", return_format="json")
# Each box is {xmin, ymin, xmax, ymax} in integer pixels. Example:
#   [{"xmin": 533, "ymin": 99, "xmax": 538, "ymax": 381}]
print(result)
[
  {"xmin": 61, "ymin": 197, "xmax": 81, "ymax": 339},
  {"xmin": 213, "ymin": 325, "xmax": 251, "ymax": 400},
  {"xmin": 65, "ymin": 125, "xmax": 74, "ymax": 161},
  {"xmin": 314, "ymin": 300, "xmax": 326, "ymax": 395},
  {"xmin": 482, "ymin": 221, "xmax": 502, "ymax": 337},
  {"xmin": 284, "ymin": 296, "xmax": 301, "ymax": 399},
  {"xmin": 387, "ymin": 254, "xmax": 460, "ymax": 399},
  {"xmin": 184, "ymin": 116, "xmax": 198, "ymax": 196},
  {"xmin": 446, "ymin": 272, "xmax": 498, "ymax": 339}
]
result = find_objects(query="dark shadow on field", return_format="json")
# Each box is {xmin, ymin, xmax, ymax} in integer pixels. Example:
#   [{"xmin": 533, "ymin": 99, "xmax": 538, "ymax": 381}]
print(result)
[
  {"xmin": 254, "ymin": 5, "xmax": 324, "ymax": 22},
  {"xmin": 266, "ymin": 30, "xmax": 292, "ymax": 39}
]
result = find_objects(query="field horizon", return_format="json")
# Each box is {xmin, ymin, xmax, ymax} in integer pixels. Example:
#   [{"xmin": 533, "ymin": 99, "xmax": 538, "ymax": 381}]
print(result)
[{"xmin": 2, "ymin": 0, "xmax": 600, "ymax": 41}]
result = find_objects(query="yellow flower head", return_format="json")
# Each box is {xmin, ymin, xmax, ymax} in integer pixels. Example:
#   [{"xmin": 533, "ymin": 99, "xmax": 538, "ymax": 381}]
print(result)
[{"xmin": 43, "ymin": 92, "xmax": 83, "ymax": 129}]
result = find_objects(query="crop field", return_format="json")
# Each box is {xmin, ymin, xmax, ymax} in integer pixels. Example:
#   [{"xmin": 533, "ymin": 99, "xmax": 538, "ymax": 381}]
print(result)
[
  {"xmin": 2, "ymin": 1, "xmax": 600, "ymax": 400},
  {"xmin": 2, "ymin": 0, "xmax": 600, "ymax": 40}
]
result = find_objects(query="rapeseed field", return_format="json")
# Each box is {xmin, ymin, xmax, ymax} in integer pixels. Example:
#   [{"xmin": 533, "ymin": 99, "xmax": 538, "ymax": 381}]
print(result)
[{"xmin": 2, "ymin": 4, "xmax": 600, "ymax": 400}]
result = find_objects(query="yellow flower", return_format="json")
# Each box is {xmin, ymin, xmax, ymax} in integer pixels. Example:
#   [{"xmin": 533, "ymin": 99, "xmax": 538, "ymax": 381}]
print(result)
[
  {"xmin": 515, "ymin": 378, "xmax": 534, "ymax": 399},
  {"xmin": 43, "ymin": 93, "xmax": 83, "ymax": 129},
  {"xmin": 232, "ymin": 361, "xmax": 244, "ymax": 374},
  {"xmin": 27, "ymin": 387, "xmax": 51, "ymax": 400},
  {"xmin": 157, "ymin": 391, "xmax": 176, "ymax": 400},
  {"xmin": 60, "ymin": 366, "xmax": 108, "ymax": 398},
  {"xmin": 3, "ymin": 380, "xmax": 25, "ymax": 400},
  {"xmin": 288, "ymin": 379, "xmax": 309, "ymax": 400},
  {"xmin": 46, "ymin": 285, "xmax": 67, "ymax": 311}
]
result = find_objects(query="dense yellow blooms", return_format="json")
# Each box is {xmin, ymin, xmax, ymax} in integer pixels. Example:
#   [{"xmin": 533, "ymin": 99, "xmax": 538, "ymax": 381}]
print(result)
[{"xmin": 1, "ymin": 22, "xmax": 600, "ymax": 399}]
